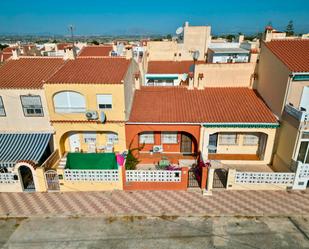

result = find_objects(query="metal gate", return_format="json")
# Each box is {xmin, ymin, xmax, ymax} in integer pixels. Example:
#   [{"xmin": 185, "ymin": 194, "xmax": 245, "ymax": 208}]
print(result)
[
  {"xmin": 45, "ymin": 170, "xmax": 60, "ymax": 191},
  {"xmin": 188, "ymin": 167, "xmax": 200, "ymax": 188},
  {"xmin": 213, "ymin": 169, "xmax": 228, "ymax": 189}
]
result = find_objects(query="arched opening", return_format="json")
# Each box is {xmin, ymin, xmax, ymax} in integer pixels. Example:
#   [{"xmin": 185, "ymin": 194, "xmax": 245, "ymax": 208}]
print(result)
[
  {"xmin": 53, "ymin": 91, "xmax": 86, "ymax": 113},
  {"xmin": 60, "ymin": 130, "xmax": 120, "ymax": 155},
  {"xmin": 19, "ymin": 165, "xmax": 35, "ymax": 192}
]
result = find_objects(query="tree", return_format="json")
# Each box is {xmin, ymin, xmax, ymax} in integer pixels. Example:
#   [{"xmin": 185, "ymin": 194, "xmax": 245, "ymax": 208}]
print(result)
[
  {"xmin": 286, "ymin": 20, "xmax": 294, "ymax": 36},
  {"xmin": 91, "ymin": 40, "xmax": 99, "ymax": 45},
  {"xmin": 0, "ymin": 44, "xmax": 9, "ymax": 50},
  {"xmin": 125, "ymin": 141, "xmax": 145, "ymax": 170},
  {"xmin": 166, "ymin": 34, "xmax": 172, "ymax": 40}
]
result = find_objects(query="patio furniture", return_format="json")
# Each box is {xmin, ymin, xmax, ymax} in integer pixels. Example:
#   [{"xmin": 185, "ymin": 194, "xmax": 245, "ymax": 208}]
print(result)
[{"xmin": 156, "ymin": 156, "xmax": 170, "ymax": 170}]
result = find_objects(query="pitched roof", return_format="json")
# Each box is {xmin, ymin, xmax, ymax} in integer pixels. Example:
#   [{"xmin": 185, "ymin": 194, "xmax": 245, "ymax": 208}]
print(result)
[
  {"xmin": 2, "ymin": 47, "xmax": 14, "ymax": 53},
  {"xmin": 47, "ymin": 57, "xmax": 130, "ymax": 84},
  {"xmin": 128, "ymin": 87, "xmax": 277, "ymax": 124},
  {"xmin": 57, "ymin": 43, "xmax": 70, "ymax": 50},
  {"xmin": 264, "ymin": 39, "xmax": 309, "ymax": 72},
  {"xmin": 0, "ymin": 57, "xmax": 65, "ymax": 89},
  {"xmin": 78, "ymin": 45, "xmax": 113, "ymax": 57},
  {"xmin": 147, "ymin": 61, "xmax": 196, "ymax": 74}
]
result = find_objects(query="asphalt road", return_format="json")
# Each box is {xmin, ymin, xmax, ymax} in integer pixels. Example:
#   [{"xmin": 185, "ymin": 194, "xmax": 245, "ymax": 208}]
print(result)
[{"xmin": 1, "ymin": 216, "xmax": 309, "ymax": 249}]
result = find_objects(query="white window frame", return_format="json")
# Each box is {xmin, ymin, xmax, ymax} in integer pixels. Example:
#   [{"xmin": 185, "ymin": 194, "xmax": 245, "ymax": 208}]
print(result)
[
  {"xmin": 219, "ymin": 133, "xmax": 238, "ymax": 145},
  {"xmin": 161, "ymin": 132, "xmax": 178, "ymax": 144},
  {"xmin": 139, "ymin": 132, "xmax": 154, "ymax": 144},
  {"xmin": 97, "ymin": 94, "xmax": 112, "ymax": 110},
  {"xmin": 106, "ymin": 133, "xmax": 119, "ymax": 144},
  {"xmin": 54, "ymin": 91, "xmax": 86, "ymax": 113},
  {"xmin": 83, "ymin": 132, "xmax": 97, "ymax": 144},
  {"xmin": 20, "ymin": 95, "xmax": 44, "ymax": 117},
  {"xmin": 0, "ymin": 96, "xmax": 5, "ymax": 117},
  {"xmin": 243, "ymin": 133, "xmax": 259, "ymax": 146}
]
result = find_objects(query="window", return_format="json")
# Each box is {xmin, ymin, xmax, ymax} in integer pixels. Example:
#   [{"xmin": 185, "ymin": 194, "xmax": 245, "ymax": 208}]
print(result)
[
  {"xmin": 161, "ymin": 132, "xmax": 178, "ymax": 144},
  {"xmin": 139, "ymin": 132, "xmax": 154, "ymax": 144},
  {"xmin": 0, "ymin": 96, "xmax": 5, "ymax": 116},
  {"xmin": 219, "ymin": 133, "xmax": 238, "ymax": 145},
  {"xmin": 243, "ymin": 133, "xmax": 259, "ymax": 145},
  {"xmin": 106, "ymin": 133, "xmax": 119, "ymax": 144},
  {"xmin": 54, "ymin": 91, "xmax": 86, "ymax": 113},
  {"xmin": 20, "ymin": 95, "xmax": 43, "ymax": 117},
  {"xmin": 97, "ymin": 94, "xmax": 112, "ymax": 109},
  {"xmin": 297, "ymin": 141, "xmax": 309, "ymax": 164},
  {"xmin": 83, "ymin": 132, "xmax": 96, "ymax": 144}
]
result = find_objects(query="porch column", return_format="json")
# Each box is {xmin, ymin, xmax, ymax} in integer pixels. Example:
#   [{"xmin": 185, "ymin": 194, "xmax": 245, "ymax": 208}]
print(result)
[
  {"xmin": 200, "ymin": 127, "xmax": 209, "ymax": 162},
  {"xmin": 262, "ymin": 129, "xmax": 276, "ymax": 164}
]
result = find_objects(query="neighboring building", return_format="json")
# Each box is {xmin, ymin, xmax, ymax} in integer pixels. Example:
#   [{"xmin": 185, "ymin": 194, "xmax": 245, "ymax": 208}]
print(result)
[
  {"xmin": 257, "ymin": 39, "xmax": 309, "ymax": 171},
  {"xmin": 0, "ymin": 47, "xmax": 13, "ymax": 62},
  {"xmin": 44, "ymin": 56, "xmax": 139, "ymax": 155},
  {"xmin": 78, "ymin": 45, "xmax": 113, "ymax": 57},
  {"xmin": 263, "ymin": 26, "xmax": 287, "ymax": 42},
  {"xmin": 207, "ymin": 47, "xmax": 250, "ymax": 63},
  {"xmin": 0, "ymin": 56, "xmax": 65, "ymax": 192},
  {"xmin": 126, "ymin": 87, "xmax": 278, "ymax": 167},
  {"xmin": 145, "ymin": 61, "xmax": 196, "ymax": 86},
  {"xmin": 146, "ymin": 21, "xmax": 211, "ymax": 62}
]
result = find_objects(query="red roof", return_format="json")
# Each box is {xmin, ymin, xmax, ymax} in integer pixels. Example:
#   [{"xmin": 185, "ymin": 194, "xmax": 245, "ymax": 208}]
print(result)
[
  {"xmin": 147, "ymin": 61, "xmax": 196, "ymax": 74},
  {"xmin": 2, "ymin": 47, "xmax": 14, "ymax": 53},
  {"xmin": 57, "ymin": 43, "xmax": 70, "ymax": 50},
  {"xmin": 0, "ymin": 57, "xmax": 65, "ymax": 89},
  {"xmin": 128, "ymin": 87, "xmax": 277, "ymax": 123},
  {"xmin": 78, "ymin": 45, "xmax": 113, "ymax": 57},
  {"xmin": 47, "ymin": 57, "xmax": 130, "ymax": 84},
  {"xmin": 264, "ymin": 39, "xmax": 309, "ymax": 72}
]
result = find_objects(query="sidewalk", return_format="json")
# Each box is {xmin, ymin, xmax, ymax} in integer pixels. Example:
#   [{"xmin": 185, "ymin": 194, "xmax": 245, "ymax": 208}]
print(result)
[{"xmin": 1, "ymin": 190, "xmax": 309, "ymax": 217}]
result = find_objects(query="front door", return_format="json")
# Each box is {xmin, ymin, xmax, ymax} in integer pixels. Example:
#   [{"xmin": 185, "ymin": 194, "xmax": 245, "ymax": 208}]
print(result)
[
  {"xmin": 181, "ymin": 133, "xmax": 192, "ymax": 154},
  {"xmin": 69, "ymin": 133, "xmax": 81, "ymax": 152},
  {"xmin": 19, "ymin": 165, "xmax": 35, "ymax": 192}
]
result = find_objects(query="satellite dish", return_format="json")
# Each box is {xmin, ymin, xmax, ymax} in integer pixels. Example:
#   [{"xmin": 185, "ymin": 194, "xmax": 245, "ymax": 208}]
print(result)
[
  {"xmin": 176, "ymin": 26, "xmax": 184, "ymax": 35},
  {"xmin": 181, "ymin": 73, "xmax": 188, "ymax": 81}
]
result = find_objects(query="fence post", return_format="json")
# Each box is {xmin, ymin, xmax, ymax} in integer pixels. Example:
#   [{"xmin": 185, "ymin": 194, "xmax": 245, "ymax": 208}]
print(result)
[
  {"xmin": 226, "ymin": 169, "xmax": 236, "ymax": 190},
  {"xmin": 181, "ymin": 167, "xmax": 189, "ymax": 190},
  {"xmin": 201, "ymin": 167, "xmax": 208, "ymax": 190},
  {"xmin": 121, "ymin": 166, "xmax": 127, "ymax": 190},
  {"xmin": 35, "ymin": 167, "xmax": 48, "ymax": 192}
]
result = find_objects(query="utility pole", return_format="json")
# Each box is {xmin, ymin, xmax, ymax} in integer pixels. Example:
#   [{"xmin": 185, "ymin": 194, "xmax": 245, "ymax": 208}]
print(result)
[{"xmin": 68, "ymin": 25, "xmax": 75, "ymax": 44}]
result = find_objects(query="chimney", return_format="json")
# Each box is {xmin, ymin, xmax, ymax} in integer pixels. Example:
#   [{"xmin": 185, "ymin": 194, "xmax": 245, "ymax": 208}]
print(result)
[
  {"xmin": 197, "ymin": 73, "xmax": 204, "ymax": 90},
  {"xmin": 188, "ymin": 72, "xmax": 194, "ymax": 90},
  {"xmin": 12, "ymin": 47, "xmax": 20, "ymax": 60},
  {"xmin": 63, "ymin": 45, "xmax": 76, "ymax": 60},
  {"xmin": 134, "ymin": 72, "xmax": 141, "ymax": 90}
]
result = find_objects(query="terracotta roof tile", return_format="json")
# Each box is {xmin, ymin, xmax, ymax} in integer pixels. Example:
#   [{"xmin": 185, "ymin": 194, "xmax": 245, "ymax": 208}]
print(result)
[
  {"xmin": 264, "ymin": 39, "xmax": 309, "ymax": 72},
  {"xmin": 47, "ymin": 57, "xmax": 130, "ymax": 84},
  {"xmin": 147, "ymin": 61, "xmax": 197, "ymax": 74},
  {"xmin": 57, "ymin": 43, "xmax": 71, "ymax": 50},
  {"xmin": 128, "ymin": 87, "xmax": 277, "ymax": 123},
  {"xmin": 78, "ymin": 45, "xmax": 113, "ymax": 57},
  {"xmin": 0, "ymin": 57, "xmax": 65, "ymax": 89},
  {"xmin": 2, "ymin": 47, "xmax": 14, "ymax": 53}
]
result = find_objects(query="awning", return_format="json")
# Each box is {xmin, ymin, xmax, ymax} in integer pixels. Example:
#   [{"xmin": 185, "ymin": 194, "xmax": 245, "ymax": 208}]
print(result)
[
  {"xmin": 146, "ymin": 76, "xmax": 178, "ymax": 80},
  {"xmin": 0, "ymin": 133, "xmax": 51, "ymax": 166}
]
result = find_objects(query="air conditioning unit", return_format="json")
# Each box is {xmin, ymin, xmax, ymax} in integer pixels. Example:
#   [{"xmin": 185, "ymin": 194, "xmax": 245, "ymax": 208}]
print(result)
[
  {"xmin": 85, "ymin": 110, "xmax": 98, "ymax": 120},
  {"xmin": 153, "ymin": 145, "xmax": 163, "ymax": 153}
]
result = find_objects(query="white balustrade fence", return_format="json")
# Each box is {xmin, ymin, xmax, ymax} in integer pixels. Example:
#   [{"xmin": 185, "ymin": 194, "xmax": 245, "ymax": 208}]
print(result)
[
  {"xmin": 0, "ymin": 173, "xmax": 18, "ymax": 184},
  {"xmin": 64, "ymin": 169, "xmax": 119, "ymax": 182},
  {"xmin": 235, "ymin": 172, "xmax": 295, "ymax": 185},
  {"xmin": 126, "ymin": 170, "xmax": 182, "ymax": 182}
]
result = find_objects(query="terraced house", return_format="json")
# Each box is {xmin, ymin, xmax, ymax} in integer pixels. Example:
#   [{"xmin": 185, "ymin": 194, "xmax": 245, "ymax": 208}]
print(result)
[
  {"xmin": 43, "ymin": 49, "xmax": 139, "ymax": 156},
  {"xmin": 0, "ymin": 55, "xmax": 65, "ymax": 192},
  {"xmin": 257, "ymin": 39, "xmax": 309, "ymax": 180}
]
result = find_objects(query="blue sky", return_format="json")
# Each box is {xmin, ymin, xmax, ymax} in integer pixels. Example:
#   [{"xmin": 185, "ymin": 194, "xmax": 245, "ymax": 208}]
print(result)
[{"xmin": 0, "ymin": 0, "xmax": 308, "ymax": 35}]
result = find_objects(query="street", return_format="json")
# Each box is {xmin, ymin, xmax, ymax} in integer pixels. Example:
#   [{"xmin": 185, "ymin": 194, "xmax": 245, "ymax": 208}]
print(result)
[{"xmin": 1, "ymin": 216, "xmax": 309, "ymax": 249}]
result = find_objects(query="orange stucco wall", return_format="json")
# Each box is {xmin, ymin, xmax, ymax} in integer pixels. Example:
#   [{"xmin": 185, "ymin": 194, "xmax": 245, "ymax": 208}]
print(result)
[{"xmin": 125, "ymin": 124, "xmax": 201, "ymax": 153}]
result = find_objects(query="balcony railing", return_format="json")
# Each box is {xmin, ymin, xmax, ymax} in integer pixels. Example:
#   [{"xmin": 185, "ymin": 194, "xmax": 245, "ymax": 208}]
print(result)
[{"xmin": 285, "ymin": 104, "xmax": 309, "ymax": 122}]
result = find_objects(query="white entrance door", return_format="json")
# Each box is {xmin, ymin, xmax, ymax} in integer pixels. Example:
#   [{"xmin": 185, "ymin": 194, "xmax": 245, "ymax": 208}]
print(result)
[{"xmin": 69, "ymin": 133, "xmax": 81, "ymax": 152}]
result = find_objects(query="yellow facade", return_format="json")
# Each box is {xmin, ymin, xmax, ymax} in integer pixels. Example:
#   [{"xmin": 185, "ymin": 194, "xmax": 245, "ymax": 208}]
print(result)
[{"xmin": 44, "ymin": 83, "xmax": 128, "ymax": 155}]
